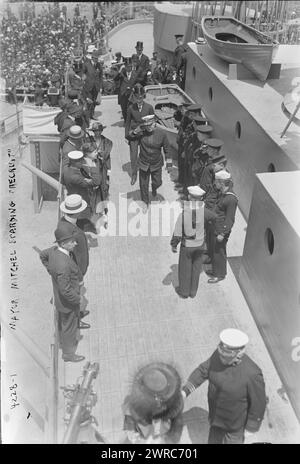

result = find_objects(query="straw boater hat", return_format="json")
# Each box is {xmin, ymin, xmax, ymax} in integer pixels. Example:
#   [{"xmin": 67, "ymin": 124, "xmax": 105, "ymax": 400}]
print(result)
[
  {"xmin": 126, "ymin": 362, "xmax": 183, "ymax": 424},
  {"xmin": 66, "ymin": 125, "xmax": 84, "ymax": 139},
  {"xmin": 60, "ymin": 194, "xmax": 87, "ymax": 215}
]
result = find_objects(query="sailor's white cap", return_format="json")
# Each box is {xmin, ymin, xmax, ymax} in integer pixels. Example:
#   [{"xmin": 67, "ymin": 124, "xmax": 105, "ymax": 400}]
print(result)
[
  {"xmin": 142, "ymin": 114, "xmax": 155, "ymax": 125},
  {"xmin": 68, "ymin": 150, "xmax": 84, "ymax": 160},
  {"xmin": 187, "ymin": 185, "xmax": 206, "ymax": 197},
  {"xmin": 219, "ymin": 328, "xmax": 249, "ymax": 349},
  {"xmin": 215, "ymin": 170, "xmax": 231, "ymax": 181}
]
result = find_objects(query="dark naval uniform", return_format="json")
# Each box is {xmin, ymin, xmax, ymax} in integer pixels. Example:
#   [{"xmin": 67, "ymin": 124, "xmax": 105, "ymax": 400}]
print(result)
[
  {"xmin": 211, "ymin": 189, "xmax": 238, "ymax": 279},
  {"xmin": 125, "ymin": 101, "xmax": 154, "ymax": 179},
  {"xmin": 176, "ymin": 113, "xmax": 193, "ymax": 185},
  {"xmin": 183, "ymin": 350, "xmax": 266, "ymax": 443},
  {"xmin": 62, "ymin": 165, "xmax": 94, "ymax": 220}
]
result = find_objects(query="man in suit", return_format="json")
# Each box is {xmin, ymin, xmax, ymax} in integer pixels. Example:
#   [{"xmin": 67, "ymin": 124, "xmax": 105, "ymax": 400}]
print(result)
[
  {"xmin": 125, "ymin": 84, "xmax": 154, "ymax": 185},
  {"xmin": 82, "ymin": 49, "xmax": 103, "ymax": 119},
  {"xmin": 152, "ymin": 57, "xmax": 174, "ymax": 85},
  {"xmin": 59, "ymin": 104, "xmax": 83, "ymax": 149},
  {"xmin": 62, "ymin": 150, "xmax": 97, "ymax": 232},
  {"xmin": 40, "ymin": 228, "xmax": 88, "ymax": 363},
  {"xmin": 131, "ymin": 41, "xmax": 150, "ymax": 86},
  {"xmin": 62, "ymin": 125, "xmax": 84, "ymax": 167},
  {"xmin": 58, "ymin": 194, "xmax": 89, "ymax": 278},
  {"xmin": 181, "ymin": 328, "xmax": 267, "ymax": 444},
  {"xmin": 173, "ymin": 34, "xmax": 187, "ymax": 89},
  {"xmin": 117, "ymin": 58, "xmax": 139, "ymax": 122}
]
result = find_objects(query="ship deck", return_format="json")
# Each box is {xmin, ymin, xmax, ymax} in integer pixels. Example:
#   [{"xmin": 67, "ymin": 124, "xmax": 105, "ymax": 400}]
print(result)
[
  {"xmin": 2, "ymin": 94, "xmax": 300, "ymax": 444},
  {"xmin": 2, "ymin": 16, "xmax": 300, "ymax": 443},
  {"xmin": 190, "ymin": 43, "xmax": 300, "ymax": 168}
]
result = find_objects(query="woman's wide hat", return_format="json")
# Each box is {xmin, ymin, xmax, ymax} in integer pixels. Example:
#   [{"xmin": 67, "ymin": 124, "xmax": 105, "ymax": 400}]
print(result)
[{"xmin": 127, "ymin": 362, "xmax": 183, "ymax": 424}]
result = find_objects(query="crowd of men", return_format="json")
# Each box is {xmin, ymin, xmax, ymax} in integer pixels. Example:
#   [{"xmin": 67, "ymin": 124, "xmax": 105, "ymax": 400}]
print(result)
[
  {"xmin": 15, "ymin": 13, "xmax": 267, "ymax": 443},
  {"xmin": 0, "ymin": 2, "xmax": 126, "ymax": 99}
]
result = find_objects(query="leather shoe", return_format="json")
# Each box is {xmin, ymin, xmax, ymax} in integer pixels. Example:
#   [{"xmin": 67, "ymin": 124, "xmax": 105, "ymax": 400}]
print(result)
[
  {"xmin": 80, "ymin": 310, "xmax": 90, "ymax": 319},
  {"xmin": 175, "ymin": 287, "xmax": 188, "ymax": 299},
  {"xmin": 131, "ymin": 174, "xmax": 137, "ymax": 185},
  {"xmin": 79, "ymin": 321, "xmax": 91, "ymax": 329},
  {"xmin": 62, "ymin": 354, "xmax": 85, "ymax": 363},
  {"xmin": 207, "ymin": 277, "xmax": 225, "ymax": 284},
  {"xmin": 205, "ymin": 269, "xmax": 214, "ymax": 276},
  {"xmin": 142, "ymin": 202, "xmax": 149, "ymax": 214}
]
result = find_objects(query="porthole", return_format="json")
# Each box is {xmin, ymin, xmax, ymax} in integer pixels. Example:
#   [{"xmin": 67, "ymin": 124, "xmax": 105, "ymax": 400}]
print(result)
[
  {"xmin": 268, "ymin": 163, "xmax": 276, "ymax": 172},
  {"xmin": 265, "ymin": 228, "xmax": 274, "ymax": 255},
  {"xmin": 192, "ymin": 66, "xmax": 196, "ymax": 79},
  {"xmin": 209, "ymin": 87, "xmax": 213, "ymax": 101},
  {"xmin": 235, "ymin": 121, "xmax": 241, "ymax": 139}
]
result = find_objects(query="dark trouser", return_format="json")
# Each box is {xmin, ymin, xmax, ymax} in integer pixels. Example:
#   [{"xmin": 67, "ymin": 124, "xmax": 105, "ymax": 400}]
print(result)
[
  {"xmin": 89, "ymin": 86, "xmax": 99, "ymax": 118},
  {"xmin": 178, "ymin": 245, "xmax": 204, "ymax": 298},
  {"xmin": 211, "ymin": 234, "xmax": 229, "ymax": 278},
  {"xmin": 119, "ymin": 94, "xmax": 129, "ymax": 121},
  {"xmin": 139, "ymin": 167, "xmax": 162, "ymax": 204},
  {"xmin": 177, "ymin": 146, "xmax": 184, "ymax": 184},
  {"xmin": 205, "ymin": 222, "xmax": 215, "ymax": 260},
  {"xmin": 58, "ymin": 309, "xmax": 79, "ymax": 356},
  {"xmin": 208, "ymin": 426, "xmax": 244, "ymax": 444},
  {"xmin": 129, "ymin": 140, "xmax": 139, "ymax": 177}
]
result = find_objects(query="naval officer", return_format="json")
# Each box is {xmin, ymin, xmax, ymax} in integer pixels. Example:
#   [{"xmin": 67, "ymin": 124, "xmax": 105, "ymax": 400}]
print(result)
[
  {"xmin": 181, "ymin": 328, "xmax": 267, "ymax": 444},
  {"xmin": 207, "ymin": 170, "xmax": 238, "ymax": 283}
]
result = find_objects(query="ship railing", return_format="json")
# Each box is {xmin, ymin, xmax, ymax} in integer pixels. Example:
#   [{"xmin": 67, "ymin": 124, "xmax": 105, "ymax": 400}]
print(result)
[
  {"xmin": 101, "ymin": 2, "xmax": 155, "ymax": 49},
  {"xmin": 19, "ymin": 155, "xmax": 65, "ymax": 443}
]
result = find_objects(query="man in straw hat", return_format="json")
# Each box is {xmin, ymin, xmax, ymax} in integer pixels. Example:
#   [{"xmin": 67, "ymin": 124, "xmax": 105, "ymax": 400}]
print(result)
[
  {"xmin": 39, "ymin": 227, "xmax": 89, "ymax": 363},
  {"xmin": 206, "ymin": 170, "xmax": 238, "ymax": 283},
  {"xmin": 182, "ymin": 328, "xmax": 267, "ymax": 444},
  {"xmin": 58, "ymin": 194, "xmax": 89, "ymax": 278},
  {"xmin": 171, "ymin": 185, "xmax": 217, "ymax": 298},
  {"xmin": 123, "ymin": 362, "xmax": 184, "ymax": 444}
]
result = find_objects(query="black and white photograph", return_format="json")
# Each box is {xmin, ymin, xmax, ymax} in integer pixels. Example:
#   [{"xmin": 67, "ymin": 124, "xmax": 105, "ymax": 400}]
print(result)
[{"xmin": 1, "ymin": 0, "xmax": 300, "ymax": 446}]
